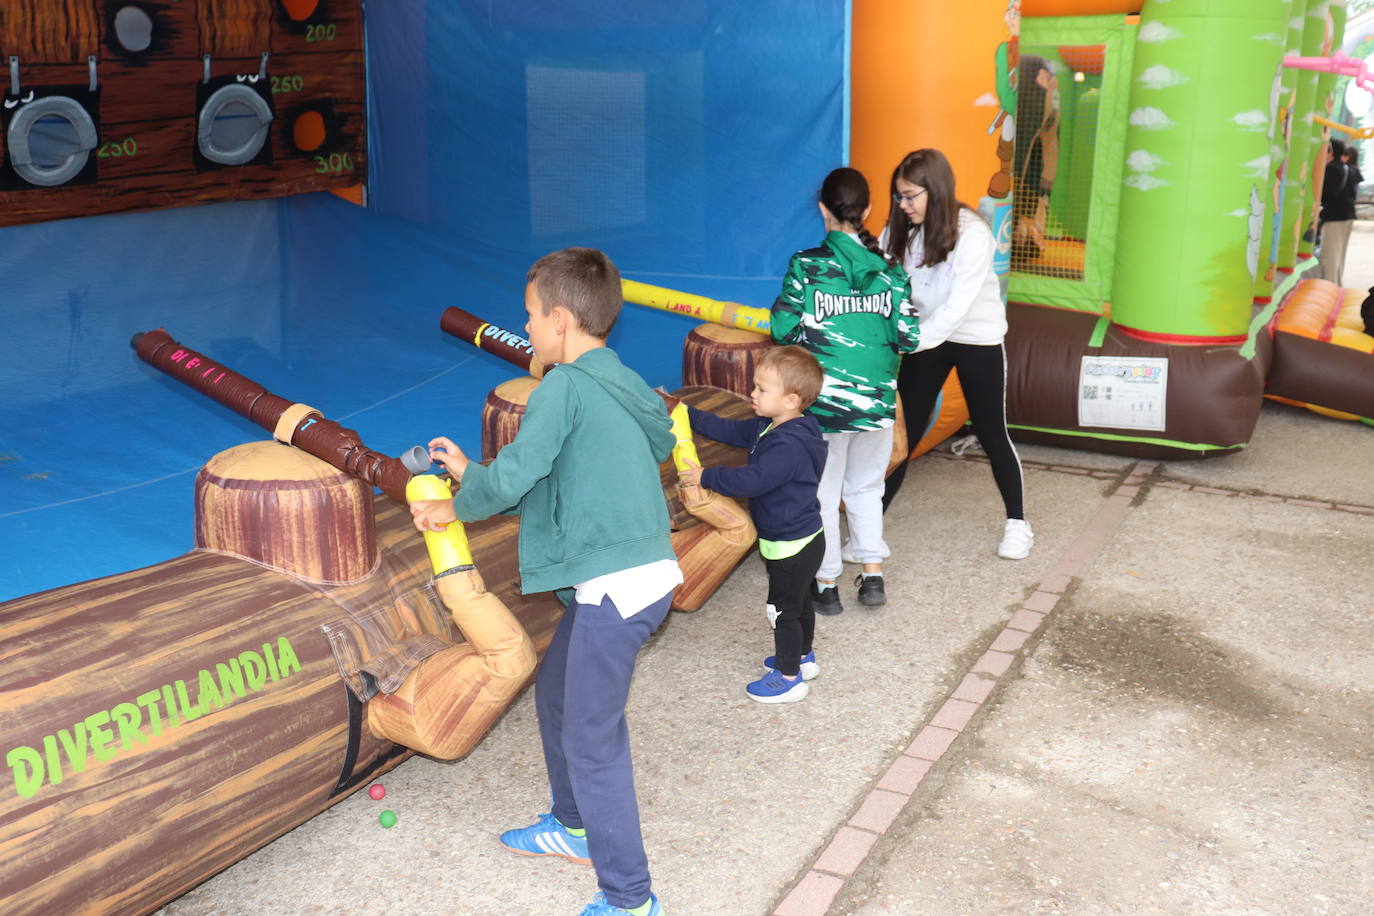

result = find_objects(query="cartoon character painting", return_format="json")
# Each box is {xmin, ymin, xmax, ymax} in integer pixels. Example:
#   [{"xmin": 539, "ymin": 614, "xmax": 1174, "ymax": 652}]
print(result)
[
  {"xmin": 987, "ymin": 0, "xmax": 1021, "ymax": 199},
  {"xmin": 981, "ymin": 0, "xmax": 1020, "ymax": 294}
]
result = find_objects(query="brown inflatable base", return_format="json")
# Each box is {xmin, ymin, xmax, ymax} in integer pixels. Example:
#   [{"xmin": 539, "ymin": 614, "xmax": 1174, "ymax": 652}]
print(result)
[
  {"xmin": 1267, "ymin": 333, "xmax": 1374, "ymax": 420},
  {"xmin": 1005, "ymin": 304, "xmax": 1273, "ymax": 460},
  {"xmin": 0, "ymin": 493, "xmax": 562, "ymax": 916}
]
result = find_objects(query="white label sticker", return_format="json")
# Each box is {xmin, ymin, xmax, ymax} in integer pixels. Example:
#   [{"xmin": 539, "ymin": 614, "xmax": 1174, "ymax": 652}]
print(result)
[{"xmin": 1078, "ymin": 355, "xmax": 1169, "ymax": 431}]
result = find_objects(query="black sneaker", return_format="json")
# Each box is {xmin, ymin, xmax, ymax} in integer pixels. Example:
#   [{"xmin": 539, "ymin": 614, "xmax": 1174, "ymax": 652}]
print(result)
[
  {"xmin": 811, "ymin": 581, "xmax": 844, "ymax": 616},
  {"xmin": 855, "ymin": 573, "xmax": 886, "ymax": 607}
]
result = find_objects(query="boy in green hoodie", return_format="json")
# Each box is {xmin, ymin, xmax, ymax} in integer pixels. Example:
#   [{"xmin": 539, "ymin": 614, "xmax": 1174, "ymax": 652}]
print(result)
[
  {"xmin": 412, "ymin": 248, "xmax": 677, "ymax": 916},
  {"xmin": 771, "ymin": 167, "xmax": 918, "ymax": 615}
]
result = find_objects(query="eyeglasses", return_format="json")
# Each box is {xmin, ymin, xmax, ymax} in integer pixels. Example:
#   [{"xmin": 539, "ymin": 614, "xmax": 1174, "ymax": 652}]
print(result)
[{"xmin": 893, "ymin": 189, "xmax": 928, "ymax": 205}]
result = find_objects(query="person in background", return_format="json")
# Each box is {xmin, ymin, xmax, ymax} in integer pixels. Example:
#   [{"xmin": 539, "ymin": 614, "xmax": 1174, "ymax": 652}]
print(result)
[
  {"xmin": 1343, "ymin": 145, "xmax": 1363, "ymax": 229},
  {"xmin": 1319, "ymin": 137, "xmax": 1358, "ymax": 286}
]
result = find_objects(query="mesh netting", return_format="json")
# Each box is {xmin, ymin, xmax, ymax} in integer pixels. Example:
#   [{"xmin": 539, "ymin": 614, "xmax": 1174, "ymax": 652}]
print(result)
[{"xmin": 1011, "ymin": 45, "xmax": 1104, "ymax": 281}]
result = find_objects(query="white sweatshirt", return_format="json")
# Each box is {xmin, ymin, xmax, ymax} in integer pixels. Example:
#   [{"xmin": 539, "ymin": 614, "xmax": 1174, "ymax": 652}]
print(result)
[{"xmin": 895, "ymin": 209, "xmax": 1007, "ymax": 350}]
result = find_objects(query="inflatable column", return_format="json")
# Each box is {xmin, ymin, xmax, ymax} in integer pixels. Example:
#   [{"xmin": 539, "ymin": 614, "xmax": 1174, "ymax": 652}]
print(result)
[
  {"xmin": 1299, "ymin": 1, "xmax": 1347, "ymax": 259},
  {"xmin": 1112, "ymin": 0, "xmax": 1294, "ymax": 343},
  {"xmin": 1062, "ymin": 86, "xmax": 1102, "ymax": 242},
  {"xmin": 1297, "ymin": 1, "xmax": 1341, "ymax": 259},
  {"xmin": 1254, "ymin": 0, "xmax": 1310, "ymax": 304},
  {"xmin": 1278, "ymin": 2, "xmax": 1331, "ymax": 271}
]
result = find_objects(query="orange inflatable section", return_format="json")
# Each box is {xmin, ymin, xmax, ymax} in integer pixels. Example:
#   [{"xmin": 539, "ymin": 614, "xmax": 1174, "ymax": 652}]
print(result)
[
  {"xmin": 1267, "ymin": 279, "xmax": 1374, "ymax": 421},
  {"xmin": 851, "ymin": 1, "xmax": 1138, "ymax": 214},
  {"xmin": 850, "ymin": 0, "xmax": 998, "ymax": 455},
  {"xmin": 1023, "ymin": 1, "xmax": 1139, "ymax": 14},
  {"xmin": 851, "ymin": 0, "xmax": 1007, "ymax": 225},
  {"xmin": 1273, "ymin": 279, "xmax": 1370, "ymax": 347}
]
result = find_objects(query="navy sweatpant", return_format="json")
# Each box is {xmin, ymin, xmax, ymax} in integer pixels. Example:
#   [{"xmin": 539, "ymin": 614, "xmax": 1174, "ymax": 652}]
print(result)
[{"xmin": 538, "ymin": 589, "xmax": 672, "ymax": 909}]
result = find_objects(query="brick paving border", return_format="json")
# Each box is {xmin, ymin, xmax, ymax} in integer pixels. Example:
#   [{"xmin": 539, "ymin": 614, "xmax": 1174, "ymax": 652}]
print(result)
[
  {"xmin": 770, "ymin": 460, "xmax": 1159, "ymax": 916},
  {"xmin": 772, "ymin": 452, "xmax": 1374, "ymax": 915}
]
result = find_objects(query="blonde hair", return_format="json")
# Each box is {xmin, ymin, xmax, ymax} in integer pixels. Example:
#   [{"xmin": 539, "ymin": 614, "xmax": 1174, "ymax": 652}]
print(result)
[{"xmin": 759, "ymin": 345, "xmax": 823, "ymax": 408}]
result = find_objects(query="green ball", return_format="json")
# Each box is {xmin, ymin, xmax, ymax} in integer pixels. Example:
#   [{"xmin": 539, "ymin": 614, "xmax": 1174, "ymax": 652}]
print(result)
[{"xmin": 379, "ymin": 809, "xmax": 398, "ymax": 828}]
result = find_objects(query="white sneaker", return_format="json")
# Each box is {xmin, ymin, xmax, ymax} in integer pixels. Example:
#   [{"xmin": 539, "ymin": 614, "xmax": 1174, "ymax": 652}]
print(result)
[
  {"xmin": 997, "ymin": 519, "xmax": 1033, "ymax": 560},
  {"xmin": 840, "ymin": 540, "xmax": 860, "ymax": 564}
]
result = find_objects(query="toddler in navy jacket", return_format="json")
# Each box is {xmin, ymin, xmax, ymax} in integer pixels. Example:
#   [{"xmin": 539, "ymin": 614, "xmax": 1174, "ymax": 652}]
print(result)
[{"xmin": 680, "ymin": 345, "xmax": 828, "ymax": 703}]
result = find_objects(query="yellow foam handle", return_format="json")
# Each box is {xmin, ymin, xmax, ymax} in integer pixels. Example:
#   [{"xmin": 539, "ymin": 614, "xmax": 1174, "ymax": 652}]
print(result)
[
  {"xmin": 621, "ymin": 278, "xmax": 771, "ymax": 335},
  {"xmin": 668, "ymin": 402, "xmax": 701, "ymax": 474},
  {"xmin": 1314, "ymin": 115, "xmax": 1374, "ymax": 140},
  {"xmin": 406, "ymin": 474, "xmax": 474, "ymax": 576}
]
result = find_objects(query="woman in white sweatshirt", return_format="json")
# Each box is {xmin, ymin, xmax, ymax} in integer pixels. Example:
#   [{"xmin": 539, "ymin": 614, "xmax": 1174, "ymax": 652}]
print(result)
[{"xmin": 880, "ymin": 148, "xmax": 1033, "ymax": 560}]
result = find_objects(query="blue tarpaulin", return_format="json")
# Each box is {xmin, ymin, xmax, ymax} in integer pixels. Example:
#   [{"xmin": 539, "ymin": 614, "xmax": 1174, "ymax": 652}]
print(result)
[{"xmin": 0, "ymin": 1, "xmax": 846, "ymax": 601}]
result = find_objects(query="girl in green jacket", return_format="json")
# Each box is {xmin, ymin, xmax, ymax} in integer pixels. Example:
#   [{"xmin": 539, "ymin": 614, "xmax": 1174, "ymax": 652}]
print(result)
[{"xmin": 771, "ymin": 167, "xmax": 918, "ymax": 614}]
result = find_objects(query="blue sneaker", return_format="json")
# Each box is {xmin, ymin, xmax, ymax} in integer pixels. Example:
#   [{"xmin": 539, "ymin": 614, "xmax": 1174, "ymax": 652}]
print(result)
[
  {"xmin": 579, "ymin": 891, "xmax": 663, "ymax": 915},
  {"xmin": 498, "ymin": 811, "xmax": 590, "ymax": 865},
  {"xmin": 761, "ymin": 650, "xmax": 820, "ymax": 681},
  {"xmin": 746, "ymin": 668, "xmax": 809, "ymax": 704}
]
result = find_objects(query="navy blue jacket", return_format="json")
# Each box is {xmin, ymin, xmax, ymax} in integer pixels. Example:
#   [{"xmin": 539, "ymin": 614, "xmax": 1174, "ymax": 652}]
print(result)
[{"xmin": 688, "ymin": 407, "xmax": 827, "ymax": 542}]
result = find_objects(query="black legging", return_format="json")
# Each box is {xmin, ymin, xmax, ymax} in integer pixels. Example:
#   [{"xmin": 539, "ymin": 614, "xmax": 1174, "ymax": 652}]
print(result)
[
  {"xmin": 883, "ymin": 341, "xmax": 1025, "ymax": 518},
  {"xmin": 765, "ymin": 532, "xmax": 824, "ymax": 677}
]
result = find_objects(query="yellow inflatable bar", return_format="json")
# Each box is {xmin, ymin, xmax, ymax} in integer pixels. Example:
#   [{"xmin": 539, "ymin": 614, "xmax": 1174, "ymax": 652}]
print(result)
[
  {"xmin": 405, "ymin": 473, "xmax": 474, "ymax": 575},
  {"xmin": 667, "ymin": 401, "xmax": 702, "ymax": 473},
  {"xmin": 621, "ymin": 278, "xmax": 771, "ymax": 335},
  {"xmin": 1312, "ymin": 115, "xmax": 1374, "ymax": 140}
]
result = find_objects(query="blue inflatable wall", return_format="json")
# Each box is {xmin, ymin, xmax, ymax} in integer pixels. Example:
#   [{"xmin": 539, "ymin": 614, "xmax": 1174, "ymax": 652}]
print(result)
[{"xmin": 0, "ymin": 1, "xmax": 845, "ymax": 601}]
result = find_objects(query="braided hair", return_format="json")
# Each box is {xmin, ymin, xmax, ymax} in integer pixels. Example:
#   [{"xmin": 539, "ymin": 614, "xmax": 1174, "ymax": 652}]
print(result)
[{"xmin": 820, "ymin": 167, "xmax": 896, "ymax": 264}]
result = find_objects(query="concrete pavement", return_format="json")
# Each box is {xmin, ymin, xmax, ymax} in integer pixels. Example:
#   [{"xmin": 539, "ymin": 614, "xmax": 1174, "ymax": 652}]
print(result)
[{"xmin": 160, "ymin": 261, "xmax": 1373, "ymax": 916}]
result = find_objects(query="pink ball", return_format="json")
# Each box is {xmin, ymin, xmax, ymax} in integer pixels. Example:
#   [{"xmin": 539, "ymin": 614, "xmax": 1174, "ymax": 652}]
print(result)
[{"xmin": 368, "ymin": 784, "xmax": 386, "ymax": 801}]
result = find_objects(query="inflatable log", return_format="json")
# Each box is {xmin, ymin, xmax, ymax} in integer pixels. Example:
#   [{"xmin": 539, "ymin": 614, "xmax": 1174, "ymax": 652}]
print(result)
[
  {"xmin": 681, "ymin": 322, "xmax": 775, "ymax": 399},
  {"xmin": 440, "ymin": 305, "xmax": 546, "ymax": 378},
  {"xmin": 621, "ymin": 278, "xmax": 772, "ymax": 334},
  {"xmin": 436, "ymin": 308, "xmax": 545, "ymax": 462},
  {"xmin": 366, "ymin": 472, "xmax": 537, "ymax": 759},
  {"xmin": 136, "ymin": 331, "xmax": 541, "ymax": 753},
  {"xmin": 619, "ymin": 279, "xmax": 774, "ymax": 399},
  {"xmin": 0, "ymin": 445, "xmax": 558, "ymax": 916},
  {"xmin": 663, "ymin": 396, "xmax": 758, "ymax": 610},
  {"xmin": 481, "ymin": 376, "xmax": 541, "ymax": 462},
  {"xmin": 0, "ymin": 333, "xmax": 557, "ymax": 915}
]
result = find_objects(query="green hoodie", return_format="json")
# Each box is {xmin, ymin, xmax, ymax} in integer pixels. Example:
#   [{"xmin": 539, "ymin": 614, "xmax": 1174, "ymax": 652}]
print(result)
[
  {"xmin": 452, "ymin": 347, "xmax": 676, "ymax": 596},
  {"xmin": 771, "ymin": 230, "xmax": 918, "ymax": 432}
]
